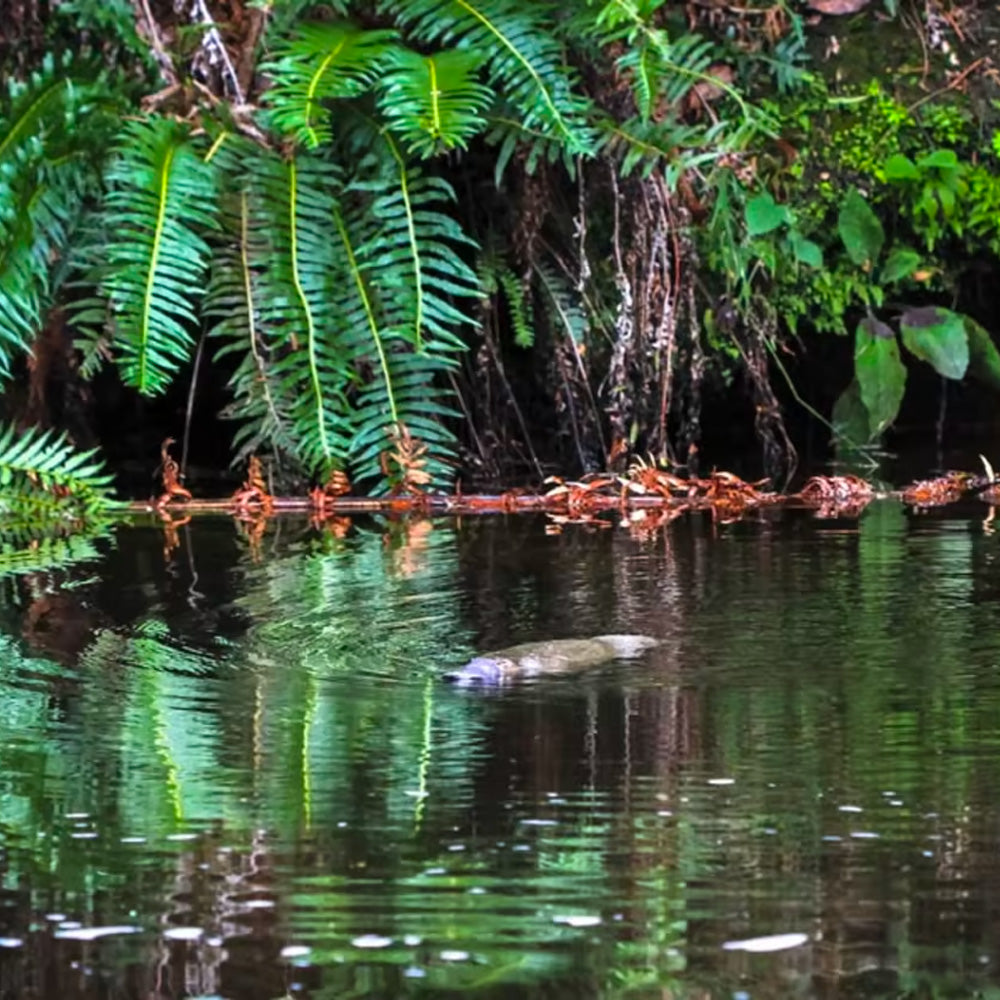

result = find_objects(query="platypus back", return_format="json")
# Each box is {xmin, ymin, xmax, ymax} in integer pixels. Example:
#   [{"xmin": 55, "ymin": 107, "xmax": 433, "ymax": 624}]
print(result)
[{"xmin": 445, "ymin": 634, "xmax": 658, "ymax": 687}]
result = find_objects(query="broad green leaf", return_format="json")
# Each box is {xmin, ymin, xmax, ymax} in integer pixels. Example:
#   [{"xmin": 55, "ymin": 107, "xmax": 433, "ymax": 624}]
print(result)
[
  {"xmin": 745, "ymin": 192, "xmax": 788, "ymax": 237},
  {"xmin": 838, "ymin": 188, "xmax": 884, "ymax": 268},
  {"xmin": 789, "ymin": 230, "xmax": 823, "ymax": 268},
  {"xmin": 917, "ymin": 148, "xmax": 959, "ymax": 171},
  {"xmin": 899, "ymin": 306, "xmax": 969, "ymax": 379},
  {"xmin": 832, "ymin": 378, "xmax": 875, "ymax": 447},
  {"xmin": 879, "ymin": 247, "xmax": 921, "ymax": 285},
  {"xmin": 854, "ymin": 317, "xmax": 906, "ymax": 435},
  {"xmin": 963, "ymin": 315, "xmax": 1000, "ymax": 392},
  {"xmin": 884, "ymin": 154, "xmax": 919, "ymax": 181}
]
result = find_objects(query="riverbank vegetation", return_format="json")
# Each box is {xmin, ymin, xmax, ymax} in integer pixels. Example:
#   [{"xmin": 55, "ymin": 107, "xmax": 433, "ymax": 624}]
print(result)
[{"xmin": 2, "ymin": 0, "xmax": 1000, "ymax": 533}]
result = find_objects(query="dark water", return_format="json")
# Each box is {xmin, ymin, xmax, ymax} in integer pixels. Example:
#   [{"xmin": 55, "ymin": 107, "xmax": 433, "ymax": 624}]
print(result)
[{"xmin": 3, "ymin": 503, "xmax": 1000, "ymax": 999}]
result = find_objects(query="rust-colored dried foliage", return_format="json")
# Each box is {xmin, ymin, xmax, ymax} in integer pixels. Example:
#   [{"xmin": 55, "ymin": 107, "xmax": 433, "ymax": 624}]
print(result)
[
  {"xmin": 230, "ymin": 454, "xmax": 274, "ymax": 516},
  {"xmin": 381, "ymin": 423, "xmax": 433, "ymax": 495},
  {"xmin": 154, "ymin": 438, "xmax": 192, "ymax": 508}
]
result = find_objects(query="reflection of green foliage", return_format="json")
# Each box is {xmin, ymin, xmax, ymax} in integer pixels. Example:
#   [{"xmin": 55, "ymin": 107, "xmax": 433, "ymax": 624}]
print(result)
[
  {"xmin": 0, "ymin": 421, "xmax": 115, "ymax": 578},
  {"xmin": 6, "ymin": 515, "xmax": 1000, "ymax": 996}
]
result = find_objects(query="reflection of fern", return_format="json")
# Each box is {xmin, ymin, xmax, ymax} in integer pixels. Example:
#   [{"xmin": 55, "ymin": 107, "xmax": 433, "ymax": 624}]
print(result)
[
  {"xmin": 0, "ymin": 529, "xmax": 107, "ymax": 578},
  {"xmin": 0, "ymin": 422, "xmax": 114, "ymax": 515},
  {"xmin": 0, "ymin": 422, "xmax": 113, "ymax": 576}
]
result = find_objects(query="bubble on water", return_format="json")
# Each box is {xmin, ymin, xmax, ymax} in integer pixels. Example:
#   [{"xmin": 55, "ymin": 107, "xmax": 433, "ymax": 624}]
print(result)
[
  {"xmin": 0, "ymin": 938, "xmax": 23, "ymax": 948},
  {"xmin": 164, "ymin": 927, "xmax": 203, "ymax": 941},
  {"xmin": 403, "ymin": 935, "xmax": 422, "ymax": 947},
  {"xmin": 166, "ymin": 833, "xmax": 198, "ymax": 842},
  {"xmin": 352, "ymin": 935, "xmax": 392, "ymax": 949},
  {"xmin": 45, "ymin": 914, "xmax": 67, "ymax": 922},
  {"xmin": 120, "ymin": 837, "xmax": 146, "ymax": 844},
  {"xmin": 838, "ymin": 805, "xmax": 863, "ymax": 813},
  {"xmin": 440, "ymin": 950, "xmax": 469, "ymax": 961},
  {"xmin": 70, "ymin": 832, "xmax": 98, "ymax": 840},
  {"xmin": 55, "ymin": 926, "xmax": 141, "ymax": 941},
  {"xmin": 850, "ymin": 831, "xmax": 880, "ymax": 840},
  {"xmin": 708, "ymin": 778, "xmax": 735, "ymax": 786},
  {"xmin": 519, "ymin": 818, "xmax": 558, "ymax": 826},
  {"xmin": 723, "ymin": 932, "xmax": 809, "ymax": 953},
  {"xmin": 553, "ymin": 915, "xmax": 602, "ymax": 928},
  {"xmin": 280, "ymin": 945, "xmax": 311, "ymax": 959},
  {"xmin": 403, "ymin": 966, "xmax": 426, "ymax": 978}
]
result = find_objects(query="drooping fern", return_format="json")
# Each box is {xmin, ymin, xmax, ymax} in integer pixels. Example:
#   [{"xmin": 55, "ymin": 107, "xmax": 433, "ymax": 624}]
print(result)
[
  {"xmin": 253, "ymin": 149, "xmax": 357, "ymax": 474},
  {"xmin": 378, "ymin": 47, "xmax": 494, "ymax": 157},
  {"xmin": 263, "ymin": 21, "xmax": 398, "ymax": 149},
  {"xmin": 206, "ymin": 141, "xmax": 300, "ymax": 467},
  {"xmin": 326, "ymin": 132, "xmax": 477, "ymax": 488},
  {"xmin": 77, "ymin": 116, "xmax": 219, "ymax": 395},
  {"xmin": 0, "ymin": 59, "xmax": 104, "ymax": 375},
  {"xmin": 379, "ymin": 0, "xmax": 596, "ymax": 155}
]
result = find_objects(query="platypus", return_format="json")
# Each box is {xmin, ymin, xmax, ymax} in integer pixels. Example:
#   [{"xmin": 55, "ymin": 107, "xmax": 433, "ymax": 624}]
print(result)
[{"xmin": 445, "ymin": 634, "xmax": 658, "ymax": 686}]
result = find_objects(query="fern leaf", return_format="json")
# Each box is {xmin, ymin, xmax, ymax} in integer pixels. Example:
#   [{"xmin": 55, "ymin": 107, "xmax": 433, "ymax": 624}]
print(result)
[
  {"xmin": 81, "ymin": 117, "xmax": 218, "ymax": 395},
  {"xmin": 263, "ymin": 22, "xmax": 398, "ymax": 148},
  {"xmin": 205, "ymin": 140, "xmax": 298, "ymax": 466},
  {"xmin": 0, "ymin": 62, "xmax": 98, "ymax": 375},
  {"xmin": 380, "ymin": 0, "xmax": 595, "ymax": 155},
  {"xmin": 378, "ymin": 47, "xmax": 493, "ymax": 156},
  {"xmin": 248, "ymin": 149, "xmax": 356, "ymax": 474}
]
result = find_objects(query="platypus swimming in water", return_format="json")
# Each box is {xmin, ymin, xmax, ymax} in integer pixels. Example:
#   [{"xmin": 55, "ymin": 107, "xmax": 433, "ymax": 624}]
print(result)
[{"xmin": 445, "ymin": 634, "xmax": 658, "ymax": 686}]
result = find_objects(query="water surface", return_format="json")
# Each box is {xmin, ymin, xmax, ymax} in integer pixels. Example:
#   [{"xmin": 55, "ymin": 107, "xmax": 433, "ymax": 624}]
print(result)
[{"xmin": 2, "ymin": 503, "xmax": 1000, "ymax": 998}]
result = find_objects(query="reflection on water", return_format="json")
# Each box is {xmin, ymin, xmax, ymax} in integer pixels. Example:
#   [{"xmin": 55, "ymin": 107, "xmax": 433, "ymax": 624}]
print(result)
[{"xmin": 2, "ymin": 504, "xmax": 1000, "ymax": 997}]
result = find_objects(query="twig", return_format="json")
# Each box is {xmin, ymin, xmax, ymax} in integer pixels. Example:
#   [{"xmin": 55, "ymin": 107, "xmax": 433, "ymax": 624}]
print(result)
[
  {"xmin": 132, "ymin": 0, "xmax": 178, "ymax": 85},
  {"xmin": 181, "ymin": 331, "xmax": 206, "ymax": 481},
  {"xmin": 482, "ymin": 331, "xmax": 545, "ymax": 482}
]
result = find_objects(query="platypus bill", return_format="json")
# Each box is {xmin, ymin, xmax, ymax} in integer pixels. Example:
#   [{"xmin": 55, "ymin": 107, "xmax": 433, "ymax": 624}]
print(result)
[{"xmin": 445, "ymin": 634, "xmax": 658, "ymax": 687}]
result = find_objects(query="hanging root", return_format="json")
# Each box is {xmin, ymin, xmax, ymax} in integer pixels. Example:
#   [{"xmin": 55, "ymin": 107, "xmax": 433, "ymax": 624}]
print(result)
[
  {"xmin": 734, "ymin": 300, "xmax": 798, "ymax": 487},
  {"xmin": 604, "ymin": 168, "xmax": 694, "ymax": 469}
]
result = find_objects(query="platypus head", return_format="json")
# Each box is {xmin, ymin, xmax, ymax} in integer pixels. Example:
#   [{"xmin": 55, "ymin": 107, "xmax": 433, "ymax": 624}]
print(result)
[{"xmin": 444, "ymin": 656, "xmax": 506, "ymax": 687}]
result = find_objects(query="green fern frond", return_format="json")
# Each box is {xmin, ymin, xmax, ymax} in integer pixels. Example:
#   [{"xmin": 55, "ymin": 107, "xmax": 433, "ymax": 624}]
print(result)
[
  {"xmin": 263, "ymin": 21, "xmax": 398, "ymax": 148},
  {"xmin": 482, "ymin": 114, "xmax": 576, "ymax": 183},
  {"xmin": 0, "ymin": 421, "xmax": 115, "ymax": 518},
  {"xmin": 500, "ymin": 268, "xmax": 533, "ymax": 347},
  {"xmin": 378, "ymin": 47, "xmax": 493, "ymax": 156},
  {"xmin": 597, "ymin": 115, "xmax": 730, "ymax": 182},
  {"xmin": 0, "ymin": 61, "xmax": 97, "ymax": 374},
  {"xmin": 205, "ymin": 141, "xmax": 299, "ymax": 466},
  {"xmin": 476, "ymin": 250, "xmax": 533, "ymax": 346},
  {"xmin": 380, "ymin": 0, "xmax": 595, "ymax": 155},
  {"xmin": 81, "ymin": 117, "xmax": 218, "ymax": 395},
  {"xmin": 535, "ymin": 259, "xmax": 588, "ymax": 346},
  {"xmin": 249, "ymin": 150, "xmax": 356, "ymax": 474},
  {"xmin": 358, "ymin": 128, "xmax": 479, "ymax": 345}
]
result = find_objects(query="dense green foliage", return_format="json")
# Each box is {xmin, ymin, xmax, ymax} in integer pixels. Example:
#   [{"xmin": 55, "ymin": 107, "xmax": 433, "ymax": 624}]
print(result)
[
  {"xmin": 0, "ymin": 0, "xmax": 788, "ymax": 498},
  {"xmin": 2, "ymin": 0, "xmax": 1000, "ymax": 505}
]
